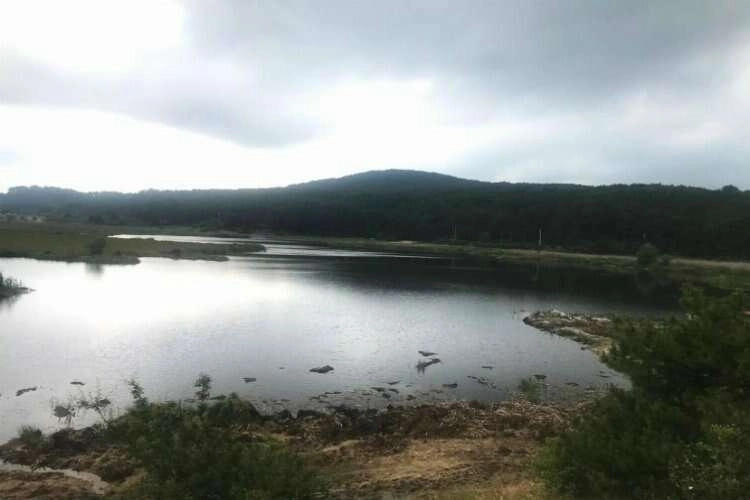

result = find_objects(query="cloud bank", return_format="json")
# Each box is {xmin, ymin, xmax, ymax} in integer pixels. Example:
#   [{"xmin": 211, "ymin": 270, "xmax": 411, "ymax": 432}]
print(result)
[{"xmin": 1, "ymin": 0, "xmax": 749, "ymax": 191}]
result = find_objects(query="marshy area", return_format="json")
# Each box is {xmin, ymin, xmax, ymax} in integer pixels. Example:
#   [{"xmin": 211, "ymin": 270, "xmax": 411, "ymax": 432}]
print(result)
[{"xmin": 0, "ymin": 222, "xmax": 265, "ymax": 264}]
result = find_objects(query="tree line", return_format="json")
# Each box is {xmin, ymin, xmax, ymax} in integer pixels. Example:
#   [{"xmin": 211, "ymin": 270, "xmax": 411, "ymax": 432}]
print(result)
[{"xmin": 2, "ymin": 170, "xmax": 749, "ymax": 260}]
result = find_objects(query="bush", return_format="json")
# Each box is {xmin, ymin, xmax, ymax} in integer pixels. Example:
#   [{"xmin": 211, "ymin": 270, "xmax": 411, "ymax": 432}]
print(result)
[
  {"xmin": 669, "ymin": 420, "xmax": 750, "ymax": 500},
  {"xmin": 115, "ymin": 377, "xmax": 325, "ymax": 499},
  {"xmin": 86, "ymin": 237, "xmax": 107, "ymax": 256},
  {"xmin": 636, "ymin": 243, "xmax": 660, "ymax": 267},
  {"xmin": 17, "ymin": 425, "xmax": 46, "ymax": 450},
  {"xmin": 0, "ymin": 272, "xmax": 22, "ymax": 289},
  {"xmin": 517, "ymin": 377, "xmax": 542, "ymax": 403},
  {"xmin": 539, "ymin": 289, "xmax": 750, "ymax": 499}
]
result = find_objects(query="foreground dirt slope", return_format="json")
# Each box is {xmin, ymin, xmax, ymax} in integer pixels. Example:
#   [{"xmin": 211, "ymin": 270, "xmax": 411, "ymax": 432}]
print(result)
[{"xmin": 1, "ymin": 400, "xmax": 580, "ymax": 499}]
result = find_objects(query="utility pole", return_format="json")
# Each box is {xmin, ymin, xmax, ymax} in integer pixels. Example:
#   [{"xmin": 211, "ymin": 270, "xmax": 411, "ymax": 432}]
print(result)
[{"xmin": 538, "ymin": 227, "xmax": 542, "ymax": 252}]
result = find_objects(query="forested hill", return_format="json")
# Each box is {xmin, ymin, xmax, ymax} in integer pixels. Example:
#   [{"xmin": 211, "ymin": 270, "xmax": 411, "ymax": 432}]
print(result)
[{"xmin": 2, "ymin": 170, "xmax": 749, "ymax": 260}]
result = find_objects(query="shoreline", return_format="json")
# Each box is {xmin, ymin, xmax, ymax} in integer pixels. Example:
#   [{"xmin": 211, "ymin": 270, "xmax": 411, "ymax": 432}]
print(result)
[
  {"xmin": 4, "ymin": 220, "xmax": 750, "ymax": 289},
  {"xmin": 298, "ymin": 236, "xmax": 750, "ymax": 291},
  {"xmin": 0, "ymin": 398, "xmax": 587, "ymax": 499},
  {"xmin": 0, "ymin": 222, "xmax": 266, "ymax": 265},
  {"xmin": 522, "ymin": 309, "xmax": 618, "ymax": 356},
  {"xmin": 0, "ymin": 306, "xmax": 629, "ymax": 498},
  {"xmin": 0, "ymin": 287, "xmax": 32, "ymax": 299}
]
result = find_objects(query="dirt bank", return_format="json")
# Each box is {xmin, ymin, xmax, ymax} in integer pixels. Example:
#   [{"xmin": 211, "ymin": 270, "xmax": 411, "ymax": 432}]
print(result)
[{"xmin": 0, "ymin": 400, "xmax": 588, "ymax": 499}]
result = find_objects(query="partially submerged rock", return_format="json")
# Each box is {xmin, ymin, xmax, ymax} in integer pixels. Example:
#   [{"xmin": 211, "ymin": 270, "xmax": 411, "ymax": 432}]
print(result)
[
  {"xmin": 416, "ymin": 358, "xmax": 441, "ymax": 373},
  {"xmin": 242, "ymin": 377, "xmax": 257, "ymax": 383},
  {"xmin": 310, "ymin": 365, "xmax": 334, "ymax": 374},
  {"xmin": 418, "ymin": 350, "xmax": 437, "ymax": 357},
  {"xmin": 15, "ymin": 387, "xmax": 37, "ymax": 397}
]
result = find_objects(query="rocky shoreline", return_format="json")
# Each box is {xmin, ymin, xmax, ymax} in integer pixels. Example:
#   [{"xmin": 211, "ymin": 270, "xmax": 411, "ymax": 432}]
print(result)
[{"xmin": 523, "ymin": 309, "xmax": 616, "ymax": 356}]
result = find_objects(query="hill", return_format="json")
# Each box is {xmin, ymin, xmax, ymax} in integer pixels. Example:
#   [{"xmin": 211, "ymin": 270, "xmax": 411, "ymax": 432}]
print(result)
[{"xmin": 2, "ymin": 170, "xmax": 749, "ymax": 260}]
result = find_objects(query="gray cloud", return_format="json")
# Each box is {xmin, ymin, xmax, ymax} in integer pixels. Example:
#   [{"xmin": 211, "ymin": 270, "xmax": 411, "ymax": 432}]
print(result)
[{"xmin": 1, "ymin": 0, "xmax": 749, "ymax": 187}]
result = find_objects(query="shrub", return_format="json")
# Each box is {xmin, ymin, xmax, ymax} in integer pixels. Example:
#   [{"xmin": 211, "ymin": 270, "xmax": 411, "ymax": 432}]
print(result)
[
  {"xmin": 539, "ymin": 289, "xmax": 750, "ymax": 499},
  {"xmin": 669, "ymin": 420, "xmax": 750, "ymax": 500},
  {"xmin": 0, "ymin": 272, "xmax": 22, "ymax": 289},
  {"xmin": 116, "ymin": 376, "xmax": 325, "ymax": 499},
  {"xmin": 636, "ymin": 243, "xmax": 660, "ymax": 267},
  {"xmin": 17, "ymin": 425, "xmax": 46, "ymax": 450},
  {"xmin": 517, "ymin": 377, "xmax": 542, "ymax": 403},
  {"xmin": 86, "ymin": 237, "xmax": 107, "ymax": 256}
]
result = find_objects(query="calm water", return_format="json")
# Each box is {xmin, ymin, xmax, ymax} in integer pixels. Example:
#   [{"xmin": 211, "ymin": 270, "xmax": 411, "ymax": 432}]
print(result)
[{"xmin": 0, "ymin": 240, "xmax": 678, "ymax": 441}]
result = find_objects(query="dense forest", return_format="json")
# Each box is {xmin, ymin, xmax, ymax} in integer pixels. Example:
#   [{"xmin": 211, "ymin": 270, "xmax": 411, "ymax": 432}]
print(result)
[{"xmin": 2, "ymin": 170, "xmax": 749, "ymax": 260}]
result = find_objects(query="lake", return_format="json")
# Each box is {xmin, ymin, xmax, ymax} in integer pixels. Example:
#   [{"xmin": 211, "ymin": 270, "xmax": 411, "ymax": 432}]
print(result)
[{"xmin": 0, "ymin": 238, "xmax": 678, "ymax": 442}]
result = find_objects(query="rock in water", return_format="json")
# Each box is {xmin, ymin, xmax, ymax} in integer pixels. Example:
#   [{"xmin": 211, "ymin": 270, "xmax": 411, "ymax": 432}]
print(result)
[
  {"xmin": 310, "ymin": 365, "xmax": 334, "ymax": 374},
  {"xmin": 242, "ymin": 377, "xmax": 257, "ymax": 383},
  {"xmin": 416, "ymin": 358, "xmax": 442, "ymax": 373},
  {"xmin": 70, "ymin": 381, "xmax": 85, "ymax": 386},
  {"xmin": 442, "ymin": 382, "xmax": 458, "ymax": 389},
  {"xmin": 418, "ymin": 350, "xmax": 437, "ymax": 357},
  {"xmin": 16, "ymin": 387, "xmax": 37, "ymax": 397}
]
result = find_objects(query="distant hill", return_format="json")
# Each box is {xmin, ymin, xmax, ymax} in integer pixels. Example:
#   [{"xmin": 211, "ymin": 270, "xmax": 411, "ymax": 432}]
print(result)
[
  {"xmin": 287, "ymin": 169, "xmax": 490, "ymax": 192},
  {"xmin": 2, "ymin": 170, "xmax": 749, "ymax": 260}
]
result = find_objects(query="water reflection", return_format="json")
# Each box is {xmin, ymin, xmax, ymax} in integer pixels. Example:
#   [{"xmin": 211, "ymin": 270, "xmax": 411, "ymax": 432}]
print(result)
[{"xmin": 84, "ymin": 263, "xmax": 105, "ymax": 277}]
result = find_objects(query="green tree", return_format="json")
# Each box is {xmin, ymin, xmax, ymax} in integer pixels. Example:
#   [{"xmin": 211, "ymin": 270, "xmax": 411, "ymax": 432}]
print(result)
[
  {"xmin": 636, "ymin": 242, "xmax": 659, "ymax": 267},
  {"xmin": 86, "ymin": 237, "xmax": 107, "ymax": 256}
]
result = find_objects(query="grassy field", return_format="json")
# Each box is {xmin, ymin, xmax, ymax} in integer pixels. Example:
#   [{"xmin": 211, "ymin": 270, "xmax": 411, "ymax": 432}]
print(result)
[{"xmin": 0, "ymin": 222, "xmax": 264, "ymax": 264}]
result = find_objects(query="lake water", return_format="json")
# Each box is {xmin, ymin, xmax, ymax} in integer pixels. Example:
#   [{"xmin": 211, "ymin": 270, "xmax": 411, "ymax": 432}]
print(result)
[{"xmin": 0, "ymin": 239, "xmax": 678, "ymax": 442}]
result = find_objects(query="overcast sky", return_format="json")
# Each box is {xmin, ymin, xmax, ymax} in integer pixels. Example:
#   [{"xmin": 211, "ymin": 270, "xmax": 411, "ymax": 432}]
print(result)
[{"xmin": 1, "ymin": 0, "xmax": 749, "ymax": 192}]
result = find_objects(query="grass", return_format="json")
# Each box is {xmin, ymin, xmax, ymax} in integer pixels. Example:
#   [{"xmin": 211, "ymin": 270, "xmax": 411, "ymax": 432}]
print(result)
[
  {"xmin": 0, "ymin": 222, "xmax": 264, "ymax": 264},
  {"xmin": 518, "ymin": 378, "xmax": 543, "ymax": 404},
  {"xmin": 0, "ymin": 271, "xmax": 28, "ymax": 298}
]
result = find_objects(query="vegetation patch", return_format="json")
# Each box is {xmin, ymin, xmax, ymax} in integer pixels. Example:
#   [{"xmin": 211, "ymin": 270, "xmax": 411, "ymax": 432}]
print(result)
[
  {"xmin": 539, "ymin": 289, "xmax": 750, "ymax": 500},
  {"xmin": 0, "ymin": 271, "xmax": 30, "ymax": 298},
  {"xmin": 0, "ymin": 222, "xmax": 264, "ymax": 264}
]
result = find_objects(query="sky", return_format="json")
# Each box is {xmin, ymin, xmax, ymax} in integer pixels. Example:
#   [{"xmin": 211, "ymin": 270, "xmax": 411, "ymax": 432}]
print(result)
[{"xmin": 1, "ymin": 0, "xmax": 749, "ymax": 193}]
